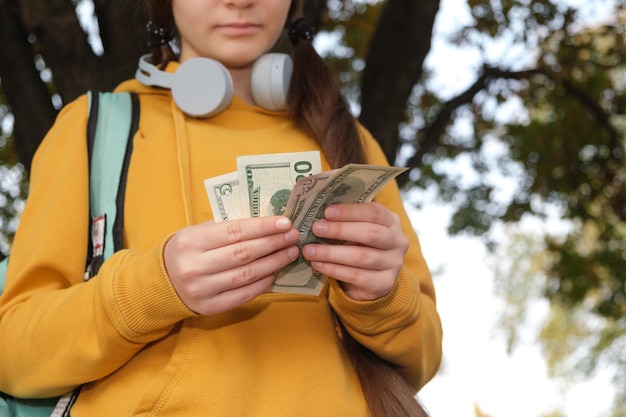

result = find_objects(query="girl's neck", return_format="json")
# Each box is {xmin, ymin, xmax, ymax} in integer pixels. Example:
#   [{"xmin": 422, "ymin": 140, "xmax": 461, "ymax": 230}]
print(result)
[{"xmin": 228, "ymin": 67, "xmax": 255, "ymax": 106}]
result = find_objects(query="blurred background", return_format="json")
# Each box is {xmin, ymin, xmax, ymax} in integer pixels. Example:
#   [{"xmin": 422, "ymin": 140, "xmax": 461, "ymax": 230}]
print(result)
[{"xmin": 0, "ymin": 1, "xmax": 624, "ymax": 416}]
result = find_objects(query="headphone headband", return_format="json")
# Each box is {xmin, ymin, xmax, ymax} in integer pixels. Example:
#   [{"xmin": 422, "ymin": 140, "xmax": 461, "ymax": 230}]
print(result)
[{"xmin": 135, "ymin": 53, "xmax": 292, "ymax": 118}]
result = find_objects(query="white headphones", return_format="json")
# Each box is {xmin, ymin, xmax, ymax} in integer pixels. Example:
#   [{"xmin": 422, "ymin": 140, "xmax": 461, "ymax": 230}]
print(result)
[{"xmin": 135, "ymin": 53, "xmax": 293, "ymax": 118}]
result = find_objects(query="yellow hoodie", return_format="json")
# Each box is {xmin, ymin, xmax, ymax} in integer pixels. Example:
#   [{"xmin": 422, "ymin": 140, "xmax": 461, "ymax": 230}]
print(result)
[{"xmin": 0, "ymin": 66, "xmax": 442, "ymax": 416}]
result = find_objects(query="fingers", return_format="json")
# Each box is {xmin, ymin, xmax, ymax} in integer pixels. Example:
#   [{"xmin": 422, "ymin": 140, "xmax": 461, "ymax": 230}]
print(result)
[
  {"xmin": 200, "ymin": 227, "xmax": 300, "ymax": 273},
  {"xmin": 312, "ymin": 203, "xmax": 405, "ymax": 250},
  {"xmin": 305, "ymin": 259, "xmax": 395, "ymax": 300},
  {"xmin": 301, "ymin": 202, "xmax": 410, "ymax": 300},
  {"xmin": 164, "ymin": 216, "xmax": 301, "ymax": 315},
  {"xmin": 179, "ymin": 246, "xmax": 300, "ymax": 315},
  {"xmin": 302, "ymin": 244, "xmax": 389, "ymax": 272},
  {"xmin": 302, "ymin": 243, "xmax": 400, "ymax": 300},
  {"xmin": 324, "ymin": 202, "xmax": 396, "ymax": 227},
  {"xmin": 166, "ymin": 216, "xmax": 297, "ymax": 274},
  {"xmin": 203, "ymin": 244, "xmax": 300, "ymax": 293},
  {"xmin": 203, "ymin": 274, "xmax": 277, "ymax": 314},
  {"xmin": 198, "ymin": 216, "xmax": 295, "ymax": 250}
]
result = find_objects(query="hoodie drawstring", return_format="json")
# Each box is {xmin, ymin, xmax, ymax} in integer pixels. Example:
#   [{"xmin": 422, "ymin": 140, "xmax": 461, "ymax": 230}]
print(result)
[{"xmin": 171, "ymin": 99, "xmax": 194, "ymax": 226}]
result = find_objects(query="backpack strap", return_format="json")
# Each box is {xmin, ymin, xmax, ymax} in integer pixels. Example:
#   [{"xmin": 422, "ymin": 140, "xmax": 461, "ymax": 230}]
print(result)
[
  {"xmin": 51, "ymin": 92, "xmax": 139, "ymax": 415},
  {"xmin": 0, "ymin": 257, "xmax": 7, "ymax": 294},
  {"xmin": 85, "ymin": 91, "xmax": 140, "ymax": 278},
  {"xmin": 48, "ymin": 92, "xmax": 141, "ymax": 416}
]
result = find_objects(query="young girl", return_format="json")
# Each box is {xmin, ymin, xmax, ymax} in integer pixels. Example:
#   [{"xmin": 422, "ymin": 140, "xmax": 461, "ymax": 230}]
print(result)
[{"xmin": 0, "ymin": 0, "xmax": 442, "ymax": 415}]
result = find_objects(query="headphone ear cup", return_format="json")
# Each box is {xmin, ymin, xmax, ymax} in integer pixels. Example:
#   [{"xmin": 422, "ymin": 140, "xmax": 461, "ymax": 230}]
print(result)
[
  {"xmin": 251, "ymin": 53, "xmax": 293, "ymax": 111},
  {"xmin": 171, "ymin": 58, "xmax": 234, "ymax": 118}
]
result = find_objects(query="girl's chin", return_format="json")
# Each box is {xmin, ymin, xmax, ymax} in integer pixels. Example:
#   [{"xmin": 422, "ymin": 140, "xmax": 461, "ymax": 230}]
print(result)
[
  {"xmin": 217, "ymin": 54, "xmax": 266, "ymax": 69},
  {"xmin": 180, "ymin": 46, "xmax": 268, "ymax": 68}
]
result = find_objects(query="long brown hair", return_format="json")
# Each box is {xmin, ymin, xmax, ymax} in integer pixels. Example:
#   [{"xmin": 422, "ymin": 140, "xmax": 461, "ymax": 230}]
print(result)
[
  {"xmin": 144, "ymin": 1, "xmax": 427, "ymax": 416},
  {"xmin": 284, "ymin": 6, "xmax": 428, "ymax": 415}
]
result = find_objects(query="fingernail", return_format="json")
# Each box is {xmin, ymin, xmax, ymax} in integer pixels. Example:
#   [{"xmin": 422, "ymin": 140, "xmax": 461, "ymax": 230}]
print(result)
[
  {"xmin": 325, "ymin": 206, "xmax": 339, "ymax": 220},
  {"xmin": 276, "ymin": 217, "xmax": 291, "ymax": 229},
  {"xmin": 287, "ymin": 246, "xmax": 299, "ymax": 259},
  {"xmin": 302, "ymin": 245, "xmax": 314, "ymax": 258},
  {"xmin": 313, "ymin": 220, "xmax": 327, "ymax": 234},
  {"xmin": 285, "ymin": 229, "xmax": 299, "ymax": 242}
]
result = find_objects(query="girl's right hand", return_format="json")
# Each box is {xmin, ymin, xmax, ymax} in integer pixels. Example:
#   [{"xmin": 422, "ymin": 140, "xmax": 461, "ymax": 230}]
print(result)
[{"xmin": 163, "ymin": 216, "xmax": 300, "ymax": 315}]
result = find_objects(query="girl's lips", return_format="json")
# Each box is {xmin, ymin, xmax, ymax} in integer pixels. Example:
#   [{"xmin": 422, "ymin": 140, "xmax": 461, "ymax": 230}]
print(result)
[{"xmin": 217, "ymin": 23, "xmax": 260, "ymax": 36}]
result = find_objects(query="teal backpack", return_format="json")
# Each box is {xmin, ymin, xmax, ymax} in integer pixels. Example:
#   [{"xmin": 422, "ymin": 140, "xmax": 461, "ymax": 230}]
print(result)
[{"xmin": 0, "ymin": 91, "xmax": 140, "ymax": 417}]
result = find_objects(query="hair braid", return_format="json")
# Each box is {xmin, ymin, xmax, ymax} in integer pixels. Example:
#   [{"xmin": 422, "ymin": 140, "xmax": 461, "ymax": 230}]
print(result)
[{"xmin": 287, "ymin": 40, "xmax": 366, "ymax": 169}]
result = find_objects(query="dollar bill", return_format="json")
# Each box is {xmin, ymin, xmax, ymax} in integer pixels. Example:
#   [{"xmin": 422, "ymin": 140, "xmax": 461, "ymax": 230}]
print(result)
[
  {"xmin": 205, "ymin": 151, "xmax": 322, "ymax": 220},
  {"xmin": 237, "ymin": 151, "xmax": 322, "ymax": 218},
  {"xmin": 203, "ymin": 171, "xmax": 246, "ymax": 222},
  {"xmin": 272, "ymin": 164, "xmax": 408, "ymax": 295},
  {"xmin": 204, "ymin": 156, "xmax": 407, "ymax": 296}
]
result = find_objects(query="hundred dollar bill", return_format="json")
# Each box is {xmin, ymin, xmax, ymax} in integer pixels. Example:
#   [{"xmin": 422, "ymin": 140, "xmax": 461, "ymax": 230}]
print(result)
[
  {"xmin": 237, "ymin": 151, "xmax": 322, "ymax": 218},
  {"xmin": 204, "ymin": 171, "xmax": 246, "ymax": 222},
  {"xmin": 272, "ymin": 164, "xmax": 408, "ymax": 295}
]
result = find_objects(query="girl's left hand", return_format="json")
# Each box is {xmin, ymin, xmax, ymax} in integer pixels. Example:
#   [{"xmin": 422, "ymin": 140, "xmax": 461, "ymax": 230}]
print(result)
[{"xmin": 301, "ymin": 202, "xmax": 409, "ymax": 301}]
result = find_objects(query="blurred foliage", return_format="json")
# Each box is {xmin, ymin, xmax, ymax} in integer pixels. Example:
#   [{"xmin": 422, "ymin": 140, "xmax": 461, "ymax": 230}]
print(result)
[
  {"xmin": 539, "ymin": 412, "xmax": 568, "ymax": 417},
  {"xmin": 493, "ymin": 227, "xmax": 626, "ymax": 416},
  {"xmin": 467, "ymin": 2, "xmax": 625, "ymax": 414},
  {"xmin": 0, "ymin": 86, "xmax": 27, "ymax": 258},
  {"xmin": 473, "ymin": 404, "xmax": 495, "ymax": 417}
]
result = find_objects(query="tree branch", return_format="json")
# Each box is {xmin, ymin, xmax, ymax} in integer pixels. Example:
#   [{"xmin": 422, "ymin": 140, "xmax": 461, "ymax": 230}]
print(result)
[
  {"xmin": 559, "ymin": 78, "xmax": 620, "ymax": 146},
  {"xmin": 400, "ymin": 63, "xmax": 620, "ymax": 189},
  {"xmin": 397, "ymin": 66, "xmax": 544, "ymax": 187}
]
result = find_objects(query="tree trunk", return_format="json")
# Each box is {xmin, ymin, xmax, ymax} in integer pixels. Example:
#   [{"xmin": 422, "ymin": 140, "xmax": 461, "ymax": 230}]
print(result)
[
  {"xmin": 0, "ymin": 0, "xmax": 57, "ymax": 173},
  {"xmin": 91, "ymin": 0, "xmax": 149, "ymax": 91},
  {"xmin": 358, "ymin": 0, "xmax": 440, "ymax": 166}
]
